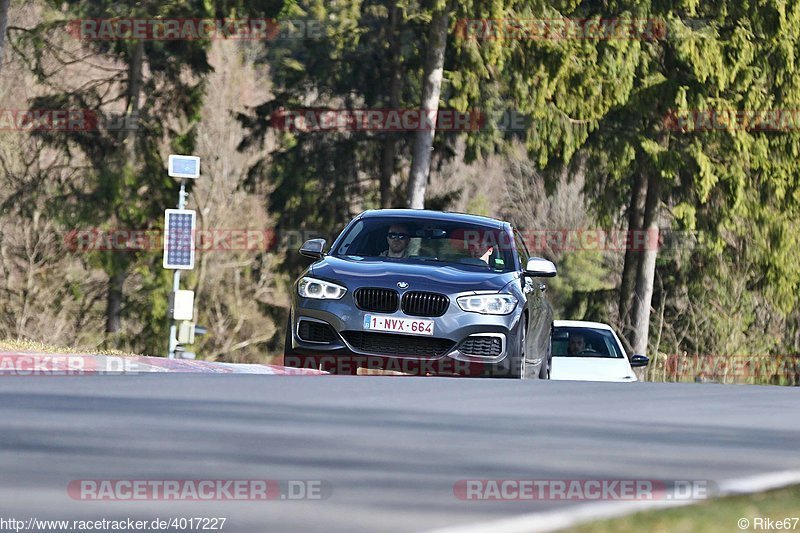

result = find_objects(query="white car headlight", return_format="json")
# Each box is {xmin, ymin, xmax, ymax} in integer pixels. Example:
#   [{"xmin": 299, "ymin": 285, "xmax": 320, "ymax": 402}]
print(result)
[
  {"xmin": 457, "ymin": 294, "xmax": 517, "ymax": 315},
  {"xmin": 298, "ymin": 277, "xmax": 347, "ymax": 300}
]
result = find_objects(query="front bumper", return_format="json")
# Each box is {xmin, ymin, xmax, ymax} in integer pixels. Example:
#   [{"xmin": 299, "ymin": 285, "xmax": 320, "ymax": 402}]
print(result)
[{"xmin": 288, "ymin": 294, "xmax": 522, "ymax": 369}]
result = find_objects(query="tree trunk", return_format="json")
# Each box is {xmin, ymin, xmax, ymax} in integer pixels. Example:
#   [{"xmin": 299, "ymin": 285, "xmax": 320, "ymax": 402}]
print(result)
[
  {"xmin": 619, "ymin": 171, "xmax": 647, "ymax": 344},
  {"xmin": 0, "ymin": 0, "xmax": 10, "ymax": 76},
  {"xmin": 105, "ymin": 268, "xmax": 126, "ymax": 334},
  {"xmin": 380, "ymin": 2, "xmax": 402, "ymax": 208},
  {"xmin": 406, "ymin": 3, "xmax": 449, "ymax": 209},
  {"xmin": 381, "ymin": 137, "xmax": 398, "ymax": 208},
  {"xmin": 630, "ymin": 172, "xmax": 661, "ymax": 355},
  {"xmin": 124, "ymin": 41, "xmax": 143, "ymax": 161},
  {"xmin": 106, "ymin": 42, "xmax": 143, "ymax": 334}
]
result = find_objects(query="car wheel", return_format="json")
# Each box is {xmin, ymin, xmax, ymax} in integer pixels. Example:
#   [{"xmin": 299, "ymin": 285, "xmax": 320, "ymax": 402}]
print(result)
[
  {"xmin": 283, "ymin": 316, "xmax": 320, "ymax": 371},
  {"xmin": 283, "ymin": 315, "xmax": 292, "ymax": 352},
  {"xmin": 517, "ymin": 324, "xmax": 530, "ymax": 379},
  {"xmin": 539, "ymin": 337, "xmax": 551, "ymax": 380}
]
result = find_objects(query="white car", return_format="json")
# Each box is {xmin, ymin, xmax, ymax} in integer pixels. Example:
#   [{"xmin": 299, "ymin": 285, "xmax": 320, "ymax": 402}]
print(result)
[{"xmin": 550, "ymin": 320, "xmax": 649, "ymax": 382}]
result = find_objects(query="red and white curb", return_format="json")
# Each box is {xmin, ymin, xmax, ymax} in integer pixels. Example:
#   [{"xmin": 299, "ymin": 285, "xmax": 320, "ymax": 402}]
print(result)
[{"xmin": 0, "ymin": 352, "xmax": 326, "ymax": 375}]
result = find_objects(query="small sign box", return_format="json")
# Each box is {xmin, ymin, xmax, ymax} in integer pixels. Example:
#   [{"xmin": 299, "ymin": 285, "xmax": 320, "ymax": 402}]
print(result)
[
  {"xmin": 163, "ymin": 209, "xmax": 196, "ymax": 270},
  {"xmin": 170, "ymin": 290, "xmax": 195, "ymax": 321},
  {"xmin": 168, "ymin": 154, "xmax": 200, "ymax": 179}
]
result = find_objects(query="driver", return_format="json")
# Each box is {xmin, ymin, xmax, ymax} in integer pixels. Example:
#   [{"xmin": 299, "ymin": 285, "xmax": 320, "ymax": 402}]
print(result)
[
  {"xmin": 380, "ymin": 224, "xmax": 411, "ymax": 258},
  {"xmin": 567, "ymin": 333, "xmax": 586, "ymax": 355}
]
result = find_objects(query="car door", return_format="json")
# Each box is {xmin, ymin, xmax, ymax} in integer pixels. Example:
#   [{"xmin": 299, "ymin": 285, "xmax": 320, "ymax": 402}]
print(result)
[
  {"xmin": 514, "ymin": 229, "xmax": 552, "ymax": 366},
  {"xmin": 513, "ymin": 228, "xmax": 540, "ymax": 306}
]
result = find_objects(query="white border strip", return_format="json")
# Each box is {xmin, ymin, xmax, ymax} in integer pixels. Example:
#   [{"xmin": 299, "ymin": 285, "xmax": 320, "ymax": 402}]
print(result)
[{"xmin": 428, "ymin": 469, "xmax": 800, "ymax": 533}]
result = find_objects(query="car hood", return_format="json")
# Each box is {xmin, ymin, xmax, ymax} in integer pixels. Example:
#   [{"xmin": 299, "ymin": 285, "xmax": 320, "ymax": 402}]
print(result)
[
  {"xmin": 550, "ymin": 357, "xmax": 637, "ymax": 382},
  {"xmin": 309, "ymin": 256, "xmax": 513, "ymax": 292}
]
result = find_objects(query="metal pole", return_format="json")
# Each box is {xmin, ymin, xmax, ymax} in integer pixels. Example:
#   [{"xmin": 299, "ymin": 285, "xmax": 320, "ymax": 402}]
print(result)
[{"xmin": 167, "ymin": 180, "xmax": 188, "ymax": 358}]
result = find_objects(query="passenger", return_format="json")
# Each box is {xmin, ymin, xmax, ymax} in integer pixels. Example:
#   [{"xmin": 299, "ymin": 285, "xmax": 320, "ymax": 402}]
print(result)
[
  {"xmin": 470, "ymin": 243, "xmax": 494, "ymax": 264},
  {"xmin": 465, "ymin": 238, "xmax": 493, "ymax": 264}
]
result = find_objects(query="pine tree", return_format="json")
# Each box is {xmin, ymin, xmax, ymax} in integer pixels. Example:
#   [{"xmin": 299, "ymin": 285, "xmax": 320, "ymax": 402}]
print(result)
[{"xmin": 10, "ymin": 0, "xmax": 212, "ymax": 350}]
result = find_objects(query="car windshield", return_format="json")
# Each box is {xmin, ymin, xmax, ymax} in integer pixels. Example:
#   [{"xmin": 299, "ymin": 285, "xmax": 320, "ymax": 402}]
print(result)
[
  {"xmin": 330, "ymin": 216, "xmax": 516, "ymax": 272},
  {"xmin": 552, "ymin": 327, "xmax": 624, "ymax": 358}
]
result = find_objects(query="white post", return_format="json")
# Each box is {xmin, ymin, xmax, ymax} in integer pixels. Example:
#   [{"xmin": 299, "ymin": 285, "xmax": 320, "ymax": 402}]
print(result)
[{"xmin": 167, "ymin": 180, "xmax": 188, "ymax": 358}]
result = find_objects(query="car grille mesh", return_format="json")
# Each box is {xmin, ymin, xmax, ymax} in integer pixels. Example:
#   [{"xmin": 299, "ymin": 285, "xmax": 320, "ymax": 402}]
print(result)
[
  {"xmin": 342, "ymin": 331, "xmax": 454, "ymax": 358},
  {"xmin": 459, "ymin": 336, "xmax": 503, "ymax": 357},
  {"xmin": 297, "ymin": 320, "xmax": 338, "ymax": 343},
  {"xmin": 401, "ymin": 291, "xmax": 449, "ymax": 317},
  {"xmin": 354, "ymin": 288, "xmax": 399, "ymax": 313}
]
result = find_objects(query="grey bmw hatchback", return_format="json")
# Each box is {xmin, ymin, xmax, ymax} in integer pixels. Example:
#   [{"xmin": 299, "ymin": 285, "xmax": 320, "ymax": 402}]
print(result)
[{"xmin": 284, "ymin": 209, "xmax": 556, "ymax": 378}]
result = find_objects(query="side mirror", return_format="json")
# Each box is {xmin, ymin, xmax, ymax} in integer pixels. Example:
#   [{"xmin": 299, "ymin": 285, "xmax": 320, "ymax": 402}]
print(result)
[
  {"xmin": 524, "ymin": 257, "xmax": 557, "ymax": 278},
  {"xmin": 630, "ymin": 354, "xmax": 650, "ymax": 367},
  {"xmin": 300, "ymin": 239, "xmax": 327, "ymax": 259}
]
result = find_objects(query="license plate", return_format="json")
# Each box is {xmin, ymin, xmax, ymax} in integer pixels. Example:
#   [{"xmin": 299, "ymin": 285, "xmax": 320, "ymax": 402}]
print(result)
[{"xmin": 363, "ymin": 314, "xmax": 434, "ymax": 336}]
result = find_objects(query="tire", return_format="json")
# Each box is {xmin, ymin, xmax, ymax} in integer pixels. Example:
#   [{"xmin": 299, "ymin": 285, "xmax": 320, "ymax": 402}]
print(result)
[
  {"xmin": 283, "ymin": 317, "xmax": 357, "ymax": 374},
  {"xmin": 283, "ymin": 316, "xmax": 293, "ymax": 358},
  {"xmin": 539, "ymin": 336, "xmax": 551, "ymax": 380},
  {"xmin": 512, "ymin": 324, "xmax": 528, "ymax": 379},
  {"xmin": 283, "ymin": 316, "xmax": 319, "ymax": 371}
]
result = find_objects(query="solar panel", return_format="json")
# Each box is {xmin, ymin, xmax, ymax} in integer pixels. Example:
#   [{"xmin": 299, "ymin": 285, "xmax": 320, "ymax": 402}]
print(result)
[{"xmin": 163, "ymin": 209, "xmax": 196, "ymax": 270}]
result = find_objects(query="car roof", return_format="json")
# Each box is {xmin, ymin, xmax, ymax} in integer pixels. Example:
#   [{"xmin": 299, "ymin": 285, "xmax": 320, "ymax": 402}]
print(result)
[
  {"xmin": 358, "ymin": 209, "xmax": 507, "ymax": 229},
  {"xmin": 553, "ymin": 320, "xmax": 615, "ymax": 331}
]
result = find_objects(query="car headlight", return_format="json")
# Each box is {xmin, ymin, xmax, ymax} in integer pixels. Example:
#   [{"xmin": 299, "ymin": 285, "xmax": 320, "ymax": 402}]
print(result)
[
  {"xmin": 298, "ymin": 277, "xmax": 347, "ymax": 300},
  {"xmin": 457, "ymin": 294, "xmax": 517, "ymax": 315}
]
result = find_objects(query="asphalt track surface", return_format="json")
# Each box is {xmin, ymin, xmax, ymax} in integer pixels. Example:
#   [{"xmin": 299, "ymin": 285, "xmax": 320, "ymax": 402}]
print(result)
[{"xmin": 1, "ymin": 375, "xmax": 799, "ymax": 532}]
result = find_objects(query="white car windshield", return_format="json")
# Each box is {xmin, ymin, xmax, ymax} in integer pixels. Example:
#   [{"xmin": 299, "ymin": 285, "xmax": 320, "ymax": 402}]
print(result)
[{"xmin": 552, "ymin": 327, "xmax": 624, "ymax": 358}]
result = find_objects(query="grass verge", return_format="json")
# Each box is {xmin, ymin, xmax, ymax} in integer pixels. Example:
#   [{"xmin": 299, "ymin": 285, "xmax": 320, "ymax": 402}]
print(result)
[
  {"xmin": 570, "ymin": 484, "xmax": 800, "ymax": 533},
  {"xmin": 0, "ymin": 338, "xmax": 141, "ymax": 357}
]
